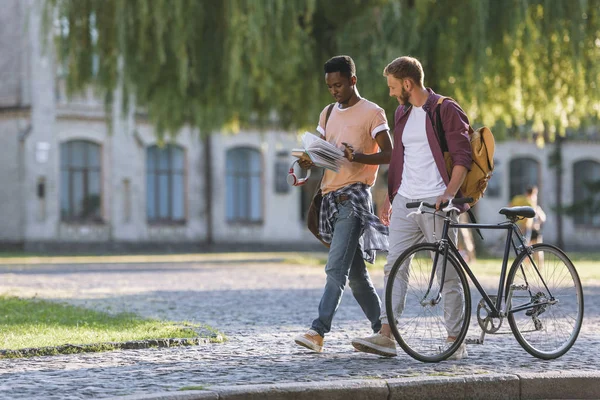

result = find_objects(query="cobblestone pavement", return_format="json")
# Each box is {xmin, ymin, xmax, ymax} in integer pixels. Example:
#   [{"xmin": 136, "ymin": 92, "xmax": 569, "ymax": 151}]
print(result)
[{"xmin": 0, "ymin": 259, "xmax": 598, "ymax": 399}]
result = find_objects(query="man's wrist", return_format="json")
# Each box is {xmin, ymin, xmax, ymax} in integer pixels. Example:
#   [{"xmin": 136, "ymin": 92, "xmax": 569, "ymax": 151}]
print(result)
[{"xmin": 443, "ymin": 191, "xmax": 456, "ymax": 198}]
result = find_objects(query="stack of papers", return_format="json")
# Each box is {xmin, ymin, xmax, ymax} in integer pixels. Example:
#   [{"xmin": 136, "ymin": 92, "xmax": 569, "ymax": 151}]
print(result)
[{"xmin": 291, "ymin": 132, "xmax": 346, "ymax": 172}]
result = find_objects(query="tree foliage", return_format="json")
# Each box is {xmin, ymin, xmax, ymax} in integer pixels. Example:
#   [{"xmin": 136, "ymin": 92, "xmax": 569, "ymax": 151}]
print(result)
[{"xmin": 46, "ymin": 0, "xmax": 600, "ymax": 141}]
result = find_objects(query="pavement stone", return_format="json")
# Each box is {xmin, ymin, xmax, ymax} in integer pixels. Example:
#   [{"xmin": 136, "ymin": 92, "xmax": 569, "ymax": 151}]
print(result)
[{"xmin": 0, "ymin": 259, "xmax": 598, "ymax": 399}]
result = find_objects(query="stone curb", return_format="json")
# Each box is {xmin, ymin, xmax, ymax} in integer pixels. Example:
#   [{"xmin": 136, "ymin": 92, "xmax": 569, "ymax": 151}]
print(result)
[{"xmin": 108, "ymin": 372, "xmax": 600, "ymax": 400}]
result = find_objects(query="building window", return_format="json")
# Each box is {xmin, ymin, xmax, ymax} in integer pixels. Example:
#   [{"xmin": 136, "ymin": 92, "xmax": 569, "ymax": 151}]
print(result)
[
  {"xmin": 60, "ymin": 140, "xmax": 102, "ymax": 222},
  {"xmin": 274, "ymin": 151, "xmax": 291, "ymax": 194},
  {"xmin": 509, "ymin": 157, "xmax": 539, "ymax": 200},
  {"xmin": 146, "ymin": 144, "xmax": 186, "ymax": 223},
  {"xmin": 486, "ymin": 158, "xmax": 502, "ymax": 198},
  {"xmin": 572, "ymin": 160, "xmax": 600, "ymax": 227},
  {"xmin": 226, "ymin": 147, "xmax": 262, "ymax": 223}
]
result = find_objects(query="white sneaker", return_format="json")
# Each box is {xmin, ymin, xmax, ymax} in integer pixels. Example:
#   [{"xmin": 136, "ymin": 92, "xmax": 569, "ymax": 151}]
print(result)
[
  {"xmin": 351, "ymin": 333, "xmax": 397, "ymax": 357},
  {"xmin": 294, "ymin": 329, "xmax": 324, "ymax": 353},
  {"xmin": 446, "ymin": 339, "xmax": 468, "ymax": 360}
]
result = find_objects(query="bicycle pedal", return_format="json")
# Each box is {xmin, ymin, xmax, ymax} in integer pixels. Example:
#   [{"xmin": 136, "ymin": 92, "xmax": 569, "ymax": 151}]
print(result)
[{"xmin": 465, "ymin": 338, "xmax": 484, "ymax": 345}]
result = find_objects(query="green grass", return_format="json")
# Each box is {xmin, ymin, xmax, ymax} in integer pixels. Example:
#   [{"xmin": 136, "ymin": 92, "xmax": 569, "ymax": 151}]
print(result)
[
  {"xmin": 0, "ymin": 296, "xmax": 218, "ymax": 354},
  {"xmin": 0, "ymin": 251, "xmax": 40, "ymax": 258},
  {"xmin": 284, "ymin": 253, "xmax": 600, "ymax": 283},
  {"xmin": 282, "ymin": 254, "xmax": 327, "ymax": 266},
  {"xmin": 0, "ymin": 251, "xmax": 328, "ymax": 265},
  {"xmin": 457, "ymin": 257, "xmax": 600, "ymax": 282}
]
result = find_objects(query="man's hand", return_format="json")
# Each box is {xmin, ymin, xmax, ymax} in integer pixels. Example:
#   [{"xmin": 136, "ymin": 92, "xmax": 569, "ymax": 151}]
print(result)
[
  {"xmin": 438, "ymin": 165, "xmax": 468, "ymax": 209},
  {"xmin": 379, "ymin": 196, "xmax": 392, "ymax": 226},
  {"xmin": 298, "ymin": 155, "xmax": 314, "ymax": 170},
  {"xmin": 435, "ymin": 193, "xmax": 454, "ymax": 210},
  {"xmin": 342, "ymin": 142, "xmax": 355, "ymax": 162}
]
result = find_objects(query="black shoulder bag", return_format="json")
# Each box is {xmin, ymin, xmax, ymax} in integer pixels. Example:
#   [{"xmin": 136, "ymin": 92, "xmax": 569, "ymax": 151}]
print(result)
[{"xmin": 306, "ymin": 103, "xmax": 335, "ymax": 247}]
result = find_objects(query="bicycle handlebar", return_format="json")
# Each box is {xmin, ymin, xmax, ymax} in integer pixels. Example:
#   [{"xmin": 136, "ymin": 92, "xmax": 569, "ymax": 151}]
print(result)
[{"xmin": 406, "ymin": 197, "xmax": 473, "ymax": 210}]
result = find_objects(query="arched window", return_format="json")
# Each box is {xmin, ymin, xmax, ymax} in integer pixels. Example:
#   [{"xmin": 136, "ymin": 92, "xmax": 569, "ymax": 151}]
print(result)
[
  {"xmin": 509, "ymin": 157, "xmax": 540, "ymax": 200},
  {"xmin": 60, "ymin": 140, "xmax": 102, "ymax": 222},
  {"xmin": 572, "ymin": 160, "xmax": 600, "ymax": 227},
  {"xmin": 226, "ymin": 147, "xmax": 262, "ymax": 223},
  {"xmin": 146, "ymin": 144, "xmax": 186, "ymax": 223}
]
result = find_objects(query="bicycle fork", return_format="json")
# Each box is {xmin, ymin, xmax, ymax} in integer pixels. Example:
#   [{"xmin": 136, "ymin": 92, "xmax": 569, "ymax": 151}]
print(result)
[{"xmin": 420, "ymin": 239, "xmax": 450, "ymax": 308}]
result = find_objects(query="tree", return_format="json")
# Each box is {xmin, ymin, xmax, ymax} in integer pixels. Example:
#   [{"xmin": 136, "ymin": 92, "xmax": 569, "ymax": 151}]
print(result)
[
  {"xmin": 45, "ymin": 0, "xmax": 600, "ymax": 245},
  {"xmin": 46, "ymin": 0, "xmax": 600, "ymax": 140}
]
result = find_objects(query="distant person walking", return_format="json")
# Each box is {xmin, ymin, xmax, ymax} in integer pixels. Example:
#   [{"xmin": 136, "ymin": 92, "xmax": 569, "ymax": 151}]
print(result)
[
  {"xmin": 510, "ymin": 185, "xmax": 546, "ymax": 245},
  {"xmin": 294, "ymin": 55, "xmax": 393, "ymax": 353}
]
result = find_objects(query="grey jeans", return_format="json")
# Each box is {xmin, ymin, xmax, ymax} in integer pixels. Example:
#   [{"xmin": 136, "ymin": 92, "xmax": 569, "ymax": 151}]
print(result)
[
  {"xmin": 311, "ymin": 200, "xmax": 382, "ymax": 337},
  {"xmin": 380, "ymin": 194, "xmax": 464, "ymax": 337}
]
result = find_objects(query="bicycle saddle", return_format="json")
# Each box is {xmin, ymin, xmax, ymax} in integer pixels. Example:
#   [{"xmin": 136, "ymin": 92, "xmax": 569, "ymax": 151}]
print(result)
[{"xmin": 498, "ymin": 206, "xmax": 536, "ymax": 218}]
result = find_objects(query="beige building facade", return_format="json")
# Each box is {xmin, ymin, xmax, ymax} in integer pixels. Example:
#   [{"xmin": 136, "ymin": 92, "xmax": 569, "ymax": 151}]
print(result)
[{"xmin": 1, "ymin": 1, "xmax": 598, "ymax": 252}]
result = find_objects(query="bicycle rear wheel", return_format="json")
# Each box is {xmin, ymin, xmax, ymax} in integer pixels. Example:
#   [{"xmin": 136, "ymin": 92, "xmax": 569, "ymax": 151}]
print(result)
[
  {"xmin": 506, "ymin": 243, "xmax": 584, "ymax": 359},
  {"xmin": 385, "ymin": 243, "xmax": 471, "ymax": 362}
]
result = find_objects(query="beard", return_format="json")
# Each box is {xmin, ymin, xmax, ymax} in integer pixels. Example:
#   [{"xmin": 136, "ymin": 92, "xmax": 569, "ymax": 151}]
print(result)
[{"xmin": 398, "ymin": 87, "xmax": 410, "ymax": 105}]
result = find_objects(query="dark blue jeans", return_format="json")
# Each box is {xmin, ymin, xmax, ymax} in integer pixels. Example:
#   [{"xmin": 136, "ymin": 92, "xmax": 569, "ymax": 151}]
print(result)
[{"xmin": 311, "ymin": 200, "xmax": 382, "ymax": 337}]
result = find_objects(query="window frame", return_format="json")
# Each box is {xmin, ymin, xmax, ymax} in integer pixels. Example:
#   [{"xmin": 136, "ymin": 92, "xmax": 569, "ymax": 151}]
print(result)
[
  {"xmin": 146, "ymin": 144, "xmax": 187, "ymax": 225},
  {"xmin": 60, "ymin": 140, "xmax": 103, "ymax": 223},
  {"xmin": 225, "ymin": 147, "xmax": 263, "ymax": 224},
  {"xmin": 572, "ymin": 159, "xmax": 600, "ymax": 228},
  {"xmin": 509, "ymin": 157, "xmax": 540, "ymax": 200}
]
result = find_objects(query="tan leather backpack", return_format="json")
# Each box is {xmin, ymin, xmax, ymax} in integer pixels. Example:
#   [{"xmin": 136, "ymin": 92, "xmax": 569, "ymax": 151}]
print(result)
[{"xmin": 433, "ymin": 97, "xmax": 495, "ymax": 207}]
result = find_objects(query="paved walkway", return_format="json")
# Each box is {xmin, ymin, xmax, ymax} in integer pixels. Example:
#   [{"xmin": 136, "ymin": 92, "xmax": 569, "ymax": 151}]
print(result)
[{"xmin": 0, "ymin": 257, "xmax": 598, "ymax": 399}]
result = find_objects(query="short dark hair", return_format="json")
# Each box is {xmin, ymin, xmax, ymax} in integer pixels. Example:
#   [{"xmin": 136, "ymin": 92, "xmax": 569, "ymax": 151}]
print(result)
[
  {"xmin": 324, "ymin": 55, "xmax": 356, "ymax": 80},
  {"xmin": 526, "ymin": 185, "xmax": 538, "ymax": 195}
]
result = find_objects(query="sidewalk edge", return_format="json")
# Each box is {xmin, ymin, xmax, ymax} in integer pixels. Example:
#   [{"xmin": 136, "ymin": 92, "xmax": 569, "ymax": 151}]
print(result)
[{"xmin": 108, "ymin": 372, "xmax": 600, "ymax": 400}]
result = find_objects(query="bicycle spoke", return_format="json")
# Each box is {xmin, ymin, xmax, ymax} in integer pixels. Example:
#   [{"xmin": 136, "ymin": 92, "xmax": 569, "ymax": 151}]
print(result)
[
  {"xmin": 507, "ymin": 244, "xmax": 583, "ymax": 359},
  {"xmin": 386, "ymin": 244, "xmax": 470, "ymax": 362}
]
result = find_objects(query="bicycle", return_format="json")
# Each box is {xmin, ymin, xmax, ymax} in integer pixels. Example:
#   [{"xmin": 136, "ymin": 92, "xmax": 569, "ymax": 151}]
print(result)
[{"xmin": 385, "ymin": 198, "xmax": 584, "ymax": 363}]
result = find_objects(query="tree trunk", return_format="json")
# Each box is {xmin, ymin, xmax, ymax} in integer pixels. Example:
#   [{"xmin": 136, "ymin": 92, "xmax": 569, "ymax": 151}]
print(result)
[
  {"xmin": 204, "ymin": 134, "xmax": 213, "ymax": 245},
  {"xmin": 554, "ymin": 136, "xmax": 564, "ymax": 249}
]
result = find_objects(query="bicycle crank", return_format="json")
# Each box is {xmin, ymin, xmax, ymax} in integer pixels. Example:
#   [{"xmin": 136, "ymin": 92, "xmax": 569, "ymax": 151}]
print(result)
[{"xmin": 477, "ymin": 297, "xmax": 503, "ymax": 334}]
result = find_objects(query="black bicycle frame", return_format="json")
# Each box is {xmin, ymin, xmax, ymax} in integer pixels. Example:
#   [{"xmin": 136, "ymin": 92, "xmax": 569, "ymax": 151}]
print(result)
[{"xmin": 430, "ymin": 215, "xmax": 530, "ymax": 319}]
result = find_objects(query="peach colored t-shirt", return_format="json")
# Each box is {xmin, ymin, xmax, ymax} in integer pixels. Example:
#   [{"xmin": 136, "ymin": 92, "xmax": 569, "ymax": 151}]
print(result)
[{"xmin": 316, "ymin": 99, "xmax": 389, "ymax": 194}]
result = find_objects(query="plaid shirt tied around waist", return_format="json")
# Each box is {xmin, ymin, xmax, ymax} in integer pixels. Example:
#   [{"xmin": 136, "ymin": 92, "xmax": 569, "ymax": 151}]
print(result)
[{"xmin": 319, "ymin": 183, "xmax": 389, "ymax": 263}]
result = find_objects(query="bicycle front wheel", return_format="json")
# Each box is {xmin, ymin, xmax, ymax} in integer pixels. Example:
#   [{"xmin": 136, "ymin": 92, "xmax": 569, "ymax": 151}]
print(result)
[
  {"xmin": 506, "ymin": 243, "xmax": 584, "ymax": 359},
  {"xmin": 385, "ymin": 243, "xmax": 471, "ymax": 362}
]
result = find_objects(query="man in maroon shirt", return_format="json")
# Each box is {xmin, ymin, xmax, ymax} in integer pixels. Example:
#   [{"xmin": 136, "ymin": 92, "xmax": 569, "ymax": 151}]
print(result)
[{"xmin": 352, "ymin": 56, "xmax": 472, "ymax": 360}]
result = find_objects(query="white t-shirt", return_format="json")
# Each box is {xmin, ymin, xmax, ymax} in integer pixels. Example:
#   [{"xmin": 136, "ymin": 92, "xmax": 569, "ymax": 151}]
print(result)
[{"xmin": 398, "ymin": 106, "xmax": 446, "ymax": 199}]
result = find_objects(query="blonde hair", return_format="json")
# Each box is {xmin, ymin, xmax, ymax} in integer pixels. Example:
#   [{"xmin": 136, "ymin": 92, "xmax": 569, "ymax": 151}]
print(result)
[{"xmin": 383, "ymin": 56, "xmax": 424, "ymax": 87}]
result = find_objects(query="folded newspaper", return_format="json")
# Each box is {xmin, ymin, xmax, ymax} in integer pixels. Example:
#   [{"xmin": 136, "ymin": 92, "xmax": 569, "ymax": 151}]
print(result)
[{"xmin": 291, "ymin": 132, "xmax": 345, "ymax": 172}]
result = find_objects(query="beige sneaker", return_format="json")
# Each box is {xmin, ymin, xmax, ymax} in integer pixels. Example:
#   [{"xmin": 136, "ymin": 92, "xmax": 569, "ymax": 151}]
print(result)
[
  {"xmin": 294, "ymin": 329, "xmax": 324, "ymax": 353},
  {"xmin": 446, "ymin": 339, "xmax": 468, "ymax": 360},
  {"xmin": 351, "ymin": 333, "xmax": 397, "ymax": 357}
]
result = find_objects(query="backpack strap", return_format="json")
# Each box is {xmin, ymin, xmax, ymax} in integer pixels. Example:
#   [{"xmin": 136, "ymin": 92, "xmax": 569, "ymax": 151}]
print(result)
[
  {"xmin": 433, "ymin": 97, "xmax": 484, "ymax": 240},
  {"xmin": 466, "ymin": 209, "xmax": 483, "ymax": 240},
  {"xmin": 434, "ymin": 96, "xmax": 451, "ymax": 152},
  {"xmin": 323, "ymin": 103, "xmax": 335, "ymax": 139}
]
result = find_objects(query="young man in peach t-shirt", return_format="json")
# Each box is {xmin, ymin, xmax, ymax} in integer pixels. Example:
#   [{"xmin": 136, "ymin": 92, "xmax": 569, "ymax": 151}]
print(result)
[{"xmin": 294, "ymin": 55, "xmax": 393, "ymax": 353}]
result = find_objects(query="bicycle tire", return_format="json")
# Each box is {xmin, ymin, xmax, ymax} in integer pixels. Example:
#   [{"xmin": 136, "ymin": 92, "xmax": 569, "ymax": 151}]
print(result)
[
  {"xmin": 385, "ymin": 243, "xmax": 471, "ymax": 362},
  {"xmin": 506, "ymin": 243, "xmax": 584, "ymax": 359}
]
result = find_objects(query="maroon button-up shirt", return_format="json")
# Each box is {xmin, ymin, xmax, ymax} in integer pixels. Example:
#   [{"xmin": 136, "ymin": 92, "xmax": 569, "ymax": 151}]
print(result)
[{"xmin": 388, "ymin": 88, "xmax": 472, "ymax": 210}]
